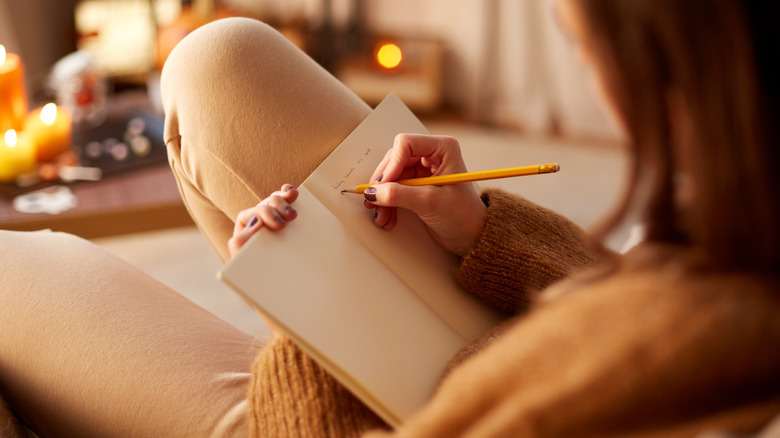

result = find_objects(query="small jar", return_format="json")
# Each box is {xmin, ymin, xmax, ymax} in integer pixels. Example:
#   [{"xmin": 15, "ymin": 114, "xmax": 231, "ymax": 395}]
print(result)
[{"xmin": 48, "ymin": 51, "xmax": 108, "ymax": 127}]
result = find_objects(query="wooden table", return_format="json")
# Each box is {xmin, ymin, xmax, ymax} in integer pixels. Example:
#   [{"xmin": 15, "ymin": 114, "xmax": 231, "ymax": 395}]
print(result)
[
  {"xmin": 0, "ymin": 90, "xmax": 195, "ymax": 238},
  {"xmin": 0, "ymin": 163, "xmax": 192, "ymax": 239}
]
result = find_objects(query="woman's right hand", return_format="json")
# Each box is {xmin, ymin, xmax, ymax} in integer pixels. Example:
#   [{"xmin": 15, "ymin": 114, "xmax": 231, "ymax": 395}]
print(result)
[
  {"xmin": 364, "ymin": 134, "xmax": 487, "ymax": 256},
  {"xmin": 228, "ymin": 184, "xmax": 299, "ymax": 259}
]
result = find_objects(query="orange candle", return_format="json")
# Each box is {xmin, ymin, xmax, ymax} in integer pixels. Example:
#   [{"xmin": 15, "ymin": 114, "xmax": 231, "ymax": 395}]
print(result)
[
  {"xmin": 0, "ymin": 45, "xmax": 29, "ymax": 132},
  {"xmin": 25, "ymin": 103, "xmax": 73, "ymax": 162},
  {"xmin": 0, "ymin": 129, "xmax": 35, "ymax": 183}
]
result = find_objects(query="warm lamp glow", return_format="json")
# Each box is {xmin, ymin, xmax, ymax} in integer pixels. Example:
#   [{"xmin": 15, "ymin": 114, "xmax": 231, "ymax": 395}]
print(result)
[
  {"xmin": 5, "ymin": 129, "xmax": 17, "ymax": 147},
  {"xmin": 376, "ymin": 43, "xmax": 402, "ymax": 69},
  {"xmin": 0, "ymin": 45, "xmax": 6, "ymax": 65},
  {"xmin": 41, "ymin": 103, "xmax": 57, "ymax": 125}
]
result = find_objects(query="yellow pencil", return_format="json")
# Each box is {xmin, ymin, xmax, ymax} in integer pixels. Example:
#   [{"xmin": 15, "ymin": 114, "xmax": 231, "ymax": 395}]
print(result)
[{"xmin": 340, "ymin": 163, "xmax": 560, "ymax": 194}]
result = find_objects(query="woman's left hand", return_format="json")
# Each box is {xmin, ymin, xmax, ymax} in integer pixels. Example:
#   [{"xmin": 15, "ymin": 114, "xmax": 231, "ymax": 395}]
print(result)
[{"xmin": 228, "ymin": 184, "xmax": 299, "ymax": 258}]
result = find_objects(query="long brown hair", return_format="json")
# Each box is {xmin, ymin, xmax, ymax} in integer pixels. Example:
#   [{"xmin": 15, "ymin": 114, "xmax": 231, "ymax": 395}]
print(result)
[{"xmin": 577, "ymin": 0, "xmax": 780, "ymax": 273}]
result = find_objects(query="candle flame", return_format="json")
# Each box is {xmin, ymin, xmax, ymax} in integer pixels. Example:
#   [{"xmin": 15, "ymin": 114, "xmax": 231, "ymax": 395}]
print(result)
[
  {"xmin": 0, "ymin": 45, "xmax": 5, "ymax": 65},
  {"xmin": 41, "ymin": 103, "xmax": 57, "ymax": 125},
  {"xmin": 376, "ymin": 43, "xmax": 403, "ymax": 69},
  {"xmin": 4, "ymin": 130, "xmax": 17, "ymax": 148}
]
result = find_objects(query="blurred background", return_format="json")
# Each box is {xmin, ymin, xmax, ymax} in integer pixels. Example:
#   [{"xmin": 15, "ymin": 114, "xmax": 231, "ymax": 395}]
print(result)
[
  {"xmin": 0, "ymin": 0, "xmax": 621, "ymax": 137},
  {"xmin": 0, "ymin": 0, "xmax": 629, "ymax": 336}
]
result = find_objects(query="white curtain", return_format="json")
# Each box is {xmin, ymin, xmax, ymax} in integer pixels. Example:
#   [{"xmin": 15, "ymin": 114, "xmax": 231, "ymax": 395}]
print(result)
[
  {"xmin": 495, "ymin": 0, "xmax": 622, "ymax": 139},
  {"xmin": 363, "ymin": 0, "xmax": 622, "ymax": 140}
]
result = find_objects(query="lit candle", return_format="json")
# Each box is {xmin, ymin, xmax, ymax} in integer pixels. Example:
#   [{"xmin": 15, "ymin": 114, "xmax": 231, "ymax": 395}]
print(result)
[
  {"xmin": 0, "ymin": 129, "xmax": 35, "ymax": 183},
  {"xmin": 0, "ymin": 45, "xmax": 29, "ymax": 132},
  {"xmin": 25, "ymin": 103, "xmax": 73, "ymax": 162}
]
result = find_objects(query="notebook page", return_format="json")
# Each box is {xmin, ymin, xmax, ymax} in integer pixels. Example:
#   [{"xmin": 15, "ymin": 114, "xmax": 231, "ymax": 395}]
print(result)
[
  {"xmin": 219, "ymin": 187, "xmax": 467, "ymax": 425},
  {"xmin": 305, "ymin": 94, "xmax": 504, "ymax": 341}
]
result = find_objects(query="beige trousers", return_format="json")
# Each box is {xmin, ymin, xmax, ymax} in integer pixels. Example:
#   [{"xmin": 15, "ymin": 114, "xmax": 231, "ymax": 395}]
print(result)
[{"xmin": 0, "ymin": 18, "xmax": 370, "ymax": 437}]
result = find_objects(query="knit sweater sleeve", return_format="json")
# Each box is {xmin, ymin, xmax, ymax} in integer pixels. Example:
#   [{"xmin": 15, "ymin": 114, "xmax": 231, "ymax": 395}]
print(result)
[
  {"xmin": 247, "ymin": 335, "xmax": 388, "ymax": 437},
  {"xmin": 453, "ymin": 188, "xmax": 612, "ymax": 314}
]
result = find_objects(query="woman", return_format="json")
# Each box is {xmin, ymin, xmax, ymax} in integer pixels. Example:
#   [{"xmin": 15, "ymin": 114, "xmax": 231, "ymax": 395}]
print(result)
[
  {"xmin": 0, "ymin": 0, "xmax": 777, "ymax": 437},
  {"xmin": 227, "ymin": 0, "xmax": 780, "ymax": 436}
]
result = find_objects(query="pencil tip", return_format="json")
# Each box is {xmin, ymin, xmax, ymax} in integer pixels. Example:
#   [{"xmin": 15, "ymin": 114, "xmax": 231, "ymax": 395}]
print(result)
[{"xmin": 340, "ymin": 190, "xmax": 346, "ymax": 194}]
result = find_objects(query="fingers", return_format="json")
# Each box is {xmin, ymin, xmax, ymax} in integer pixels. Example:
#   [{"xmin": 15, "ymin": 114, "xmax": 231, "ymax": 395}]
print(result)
[
  {"xmin": 371, "ymin": 204, "xmax": 398, "ymax": 230},
  {"xmin": 384, "ymin": 134, "xmax": 464, "ymax": 181},
  {"xmin": 260, "ymin": 189, "xmax": 299, "ymax": 228},
  {"xmin": 363, "ymin": 181, "xmax": 487, "ymax": 255},
  {"xmin": 369, "ymin": 149, "xmax": 393, "ymax": 183},
  {"xmin": 234, "ymin": 190, "xmax": 297, "ymax": 232},
  {"xmin": 368, "ymin": 134, "xmax": 464, "ymax": 186},
  {"xmin": 364, "ymin": 184, "xmax": 397, "ymax": 230},
  {"xmin": 365, "ymin": 182, "xmax": 433, "ymax": 214},
  {"xmin": 364, "ymin": 134, "xmax": 465, "ymax": 227},
  {"xmin": 275, "ymin": 184, "xmax": 299, "ymax": 204},
  {"xmin": 228, "ymin": 185, "xmax": 299, "ymax": 258},
  {"xmin": 228, "ymin": 214, "xmax": 261, "ymax": 256}
]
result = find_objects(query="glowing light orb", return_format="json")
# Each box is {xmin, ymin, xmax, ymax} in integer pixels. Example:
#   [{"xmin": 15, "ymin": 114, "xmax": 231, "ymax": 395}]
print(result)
[
  {"xmin": 376, "ymin": 43, "xmax": 403, "ymax": 69},
  {"xmin": 41, "ymin": 103, "xmax": 58, "ymax": 126},
  {"xmin": 4, "ymin": 129, "xmax": 17, "ymax": 147}
]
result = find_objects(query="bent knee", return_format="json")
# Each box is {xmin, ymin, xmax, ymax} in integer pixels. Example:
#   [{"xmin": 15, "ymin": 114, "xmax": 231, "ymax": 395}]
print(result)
[
  {"xmin": 161, "ymin": 17, "xmax": 291, "ymax": 101},
  {"xmin": 159, "ymin": 17, "xmax": 304, "ymax": 157}
]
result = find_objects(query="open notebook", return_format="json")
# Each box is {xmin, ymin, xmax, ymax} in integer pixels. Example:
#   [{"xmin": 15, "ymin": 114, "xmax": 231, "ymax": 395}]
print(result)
[{"xmin": 218, "ymin": 94, "xmax": 504, "ymax": 427}]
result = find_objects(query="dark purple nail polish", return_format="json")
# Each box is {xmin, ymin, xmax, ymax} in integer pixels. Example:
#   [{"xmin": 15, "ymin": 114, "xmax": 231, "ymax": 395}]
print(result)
[
  {"xmin": 285, "ymin": 206, "xmax": 296, "ymax": 215},
  {"xmin": 373, "ymin": 211, "xmax": 378, "ymax": 221},
  {"xmin": 364, "ymin": 187, "xmax": 377, "ymax": 202},
  {"xmin": 274, "ymin": 215, "xmax": 286, "ymax": 225},
  {"xmin": 286, "ymin": 185, "xmax": 296, "ymax": 191},
  {"xmin": 247, "ymin": 215, "xmax": 259, "ymax": 228},
  {"xmin": 375, "ymin": 174, "xmax": 384, "ymax": 182}
]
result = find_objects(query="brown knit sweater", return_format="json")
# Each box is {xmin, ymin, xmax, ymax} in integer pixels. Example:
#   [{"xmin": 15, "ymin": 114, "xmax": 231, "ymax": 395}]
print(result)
[{"xmin": 247, "ymin": 188, "xmax": 780, "ymax": 437}]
